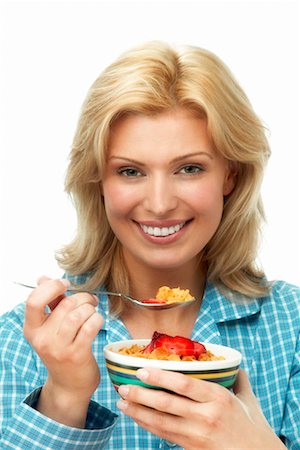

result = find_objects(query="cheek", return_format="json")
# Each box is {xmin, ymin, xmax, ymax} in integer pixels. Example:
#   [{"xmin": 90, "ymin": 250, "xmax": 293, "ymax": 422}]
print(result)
[
  {"xmin": 187, "ymin": 182, "xmax": 225, "ymax": 215},
  {"xmin": 102, "ymin": 183, "xmax": 138, "ymax": 219}
]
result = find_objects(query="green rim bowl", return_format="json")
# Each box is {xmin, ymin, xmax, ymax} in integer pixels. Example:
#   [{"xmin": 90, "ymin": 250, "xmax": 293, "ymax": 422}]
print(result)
[{"xmin": 104, "ymin": 339, "xmax": 242, "ymax": 392}]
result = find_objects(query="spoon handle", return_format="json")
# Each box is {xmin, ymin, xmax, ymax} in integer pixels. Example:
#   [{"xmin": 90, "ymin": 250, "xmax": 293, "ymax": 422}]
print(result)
[{"xmin": 13, "ymin": 282, "xmax": 121, "ymax": 298}]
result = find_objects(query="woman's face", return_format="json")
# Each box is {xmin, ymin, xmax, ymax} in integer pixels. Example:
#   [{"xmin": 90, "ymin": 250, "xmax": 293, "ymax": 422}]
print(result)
[{"xmin": 101, "ymin": 108, "xmax": 235, "ymax": 272}]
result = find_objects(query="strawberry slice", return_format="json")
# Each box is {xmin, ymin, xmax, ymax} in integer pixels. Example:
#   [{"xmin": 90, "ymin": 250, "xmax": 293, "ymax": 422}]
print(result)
[
  {"xmin": 141, "ymin": 298, "xmax": 167, "ymax": 304},
  {"xmin": 143, "ymin": 331, "xmax": 162, "ymax": 353},
  {"xmin": 193, "ymin": 341, "xmax": 207, "ymax": 358},
  {"xmin": 143, "ymin": 331, "xmax": 206, "ymax": 357},
  {"xmin": 155, "ymin": 335, "xmax": 195, "ymax": 356}
]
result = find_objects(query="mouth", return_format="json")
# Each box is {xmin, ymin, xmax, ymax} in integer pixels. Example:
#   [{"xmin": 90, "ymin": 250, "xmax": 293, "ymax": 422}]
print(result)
[
  {"xmin": 136, "ymin": 219, "xmax": 193, "ymax": 244},
  {"xmin": 140, "ymin": 222, "xmax": 185, "ymax": 237}
]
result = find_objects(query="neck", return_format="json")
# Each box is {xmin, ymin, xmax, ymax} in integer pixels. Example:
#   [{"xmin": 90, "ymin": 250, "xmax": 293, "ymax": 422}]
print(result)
[
  {"xmin": 122, "ymin": 296, "xmax": 203, "ymax": 339},
  {"xmin": 124, "ymin": 251, "xmax": 206, "ymax": 300},
  {"xmin": 120, "ymin": 254, "xmax": 206, "ymax": 339}
]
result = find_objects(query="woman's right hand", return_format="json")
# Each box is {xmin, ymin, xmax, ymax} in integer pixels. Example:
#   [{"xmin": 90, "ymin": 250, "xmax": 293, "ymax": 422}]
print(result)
[{"xmin": 23, "ymin": 276, "xmax": 104, "ymax": 427}]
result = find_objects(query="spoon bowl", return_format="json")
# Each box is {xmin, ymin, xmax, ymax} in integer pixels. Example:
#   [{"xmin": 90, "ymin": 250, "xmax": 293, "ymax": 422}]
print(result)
[{"xmin": 13, "ymin": 282, "xmax": 196, "ymax": 310}]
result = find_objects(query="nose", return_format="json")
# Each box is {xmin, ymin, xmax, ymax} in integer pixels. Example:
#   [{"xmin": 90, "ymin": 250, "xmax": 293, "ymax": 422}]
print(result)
[{"xmin": 143, "ymin": 175, "xmax": 178, "ymax": 216}]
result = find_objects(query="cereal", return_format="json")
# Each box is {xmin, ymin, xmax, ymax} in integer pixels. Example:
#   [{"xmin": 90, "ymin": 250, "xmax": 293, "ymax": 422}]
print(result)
[
  {"xmin": 117, "ymin": 344, "xmax": 224, "ymax": 361},
  {"xmin": 155, "ymin": 286, "xmax": 195, "ymax": 303},
  {"xmin": 116, "ymin": 331, "xmax": 225, "ymax": 361}
]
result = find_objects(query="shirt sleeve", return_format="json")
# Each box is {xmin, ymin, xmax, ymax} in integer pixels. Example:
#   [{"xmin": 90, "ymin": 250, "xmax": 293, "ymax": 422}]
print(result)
[
  {"xmin": 0, "ymin": 311, "xmax": 118, "ymax": 449},
  {"xmin": 280, "ymin": 332, "xmax": 300, "ymax": 450}
]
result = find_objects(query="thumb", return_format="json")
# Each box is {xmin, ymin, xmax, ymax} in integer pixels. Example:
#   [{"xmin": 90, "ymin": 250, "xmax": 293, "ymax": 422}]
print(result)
[
  {"xmin": 233, "ymin": 370, "xmax": 277, "ymax": 432},
  {"xmin": 233, "ymin": 369, "xmax": 253, "ymax": 397},
  {"xmin": 233, "ymin": 369, "xmax": 258, "ymax": 407},
  {"xmin": 36, "ymin": 275, "xmax": 52, "ymax": 285},
  {"xmin": 232, "ymin": 369, "xmax": 257, "ymax": 421},
  {"xmin": 233, "ymin": 369, "xmax": 264, "ymax": 417}
]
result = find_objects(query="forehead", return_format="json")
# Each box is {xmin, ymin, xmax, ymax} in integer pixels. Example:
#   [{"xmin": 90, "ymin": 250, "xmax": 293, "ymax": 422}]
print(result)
[{"xmin": 108, "ymin": 108, "xmax": 214, "ymax": 156}]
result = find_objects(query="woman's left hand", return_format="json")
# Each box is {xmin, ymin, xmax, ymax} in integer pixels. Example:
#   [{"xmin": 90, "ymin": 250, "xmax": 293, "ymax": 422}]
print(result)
[{"xmin": 117, "ymin": 368, "xmax": 286, "ymax": 450}]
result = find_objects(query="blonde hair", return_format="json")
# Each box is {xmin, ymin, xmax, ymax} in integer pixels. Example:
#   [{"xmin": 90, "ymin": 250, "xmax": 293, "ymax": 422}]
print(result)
[{"xmin": 57, "ymin": 41, "xmax": 270, "ymax": 314}]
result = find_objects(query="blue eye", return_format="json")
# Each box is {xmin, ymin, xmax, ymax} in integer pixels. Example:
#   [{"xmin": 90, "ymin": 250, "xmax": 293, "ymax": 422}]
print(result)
[
  {"xmin": 118, "ymin": 167, "xmax": 143, "ymax": 177},
  {"xmin": 179, "ymin": 165, "xmax": 203, "ymax": 175}
]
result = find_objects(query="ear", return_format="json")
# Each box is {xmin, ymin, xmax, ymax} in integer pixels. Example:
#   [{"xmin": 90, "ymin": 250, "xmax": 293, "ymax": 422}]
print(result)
[{"xmin": 223, "ymin": 162, "xmax": 237, "ymax": 196}]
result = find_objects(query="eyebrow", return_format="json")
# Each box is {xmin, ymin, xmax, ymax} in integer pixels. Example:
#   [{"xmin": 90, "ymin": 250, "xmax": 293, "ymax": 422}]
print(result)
[
  {"xmin": 108, "ymin": 151, "xmax": 214, "ymax": 165},
  {"xmin": 173, "ymin": 151, "xmax": 214, "ymax": 162}
]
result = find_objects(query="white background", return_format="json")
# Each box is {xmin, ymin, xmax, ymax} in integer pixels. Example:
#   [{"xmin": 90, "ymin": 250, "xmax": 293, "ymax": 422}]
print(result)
[{"xmin": 0, "ymin": 0, "xmax": 299, "ymax": 314}]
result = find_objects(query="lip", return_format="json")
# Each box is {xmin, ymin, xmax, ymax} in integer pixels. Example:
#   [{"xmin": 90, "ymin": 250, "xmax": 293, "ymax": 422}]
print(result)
[{"xmin": 134, "ymin": 219, "xmax": 192, "ymax": 244}]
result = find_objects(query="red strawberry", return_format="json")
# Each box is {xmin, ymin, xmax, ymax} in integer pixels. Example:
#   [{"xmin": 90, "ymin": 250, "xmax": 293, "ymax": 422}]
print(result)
[
  {"xmin": 141, "ymin": 298, "xmax": 167, "ymax": 304},
  {"xmin": 155, "ymin": 335, "xmax": 195, "ymax": 356},
  {"xmin": 143, "ymin": 331, "xmax": 163, "ymax": 353},
  {"xmin": 143, "ymin": 331, "xmax": 206, "ymax": 357},
  {"xmin": 193, "ymin": 341, "xmax": 207, "ymax": 358}
]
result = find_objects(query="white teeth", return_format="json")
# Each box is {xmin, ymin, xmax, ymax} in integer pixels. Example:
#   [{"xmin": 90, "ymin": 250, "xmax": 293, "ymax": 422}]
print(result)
[
  {"xmin": 161, "ymin": 227, "xmax": 169, "ymax": 236},
  {"xmin": 140, "ymin": 222, "xmax": 185, "ymax": 237},
  {"xmin": 153, "ymin": 227, "xmax": 161, "ymax": 236}
]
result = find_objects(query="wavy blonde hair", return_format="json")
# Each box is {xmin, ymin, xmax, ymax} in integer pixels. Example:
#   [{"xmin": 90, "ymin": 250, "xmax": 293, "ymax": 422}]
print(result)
[{"xmin": 57, "ymin": 41, "xmax": 270, "ymax": 315}]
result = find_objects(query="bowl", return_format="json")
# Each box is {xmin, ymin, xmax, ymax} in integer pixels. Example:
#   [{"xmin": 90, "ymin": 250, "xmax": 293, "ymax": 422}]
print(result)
[{"xmin": 104, "ymin": 339, "xmax": 242, "ymax": 392}]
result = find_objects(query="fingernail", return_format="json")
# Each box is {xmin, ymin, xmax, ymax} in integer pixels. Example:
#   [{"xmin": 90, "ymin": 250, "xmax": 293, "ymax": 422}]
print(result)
[
  {"xmin": 61, "ymin": 279, "xmax": 71, "ymax": 288},
  {"xmin": 136, "ymin": 369, "xmax": 149, "ymax": 381},
  {"xmin": 93, "ymin": 294, "xmax": 99, "ymax": 304},
  {"xmin": 118, "ymin": 385, "xmax": 129, "ymax": 397},
  {"xmin": 117, "ymin": 399, "xmax": 128, "ymax": 411}
]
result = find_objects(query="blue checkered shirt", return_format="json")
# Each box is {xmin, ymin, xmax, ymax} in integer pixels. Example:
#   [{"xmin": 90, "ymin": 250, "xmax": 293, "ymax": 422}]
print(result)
[{"xmin": 1, "ymin": 277, "xmax": 299, "ymax": 449}]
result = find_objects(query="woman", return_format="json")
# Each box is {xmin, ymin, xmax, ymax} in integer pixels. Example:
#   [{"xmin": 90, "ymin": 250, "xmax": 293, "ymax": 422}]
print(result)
[{"xmin": 0, "ymin": 41, "xmax": 299, "ymax": 449}]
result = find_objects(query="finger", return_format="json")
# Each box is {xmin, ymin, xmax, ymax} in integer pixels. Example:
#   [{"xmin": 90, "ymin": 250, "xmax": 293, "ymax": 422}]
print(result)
[
  {"xmin": 117, "ymin": 399, "xmax": 184, "ymax": 443},
  {"xmin": 37, "ymin": 275, "xmax": 52, "ymax": 285},
  {"xmin": 136, "ymin": 367, "xmax": 222, "ymax": 402},
  {"xmin": 56, "ymin": 303, "xmax": 98, "ymax": 344},
  {"xmin": 41, "ymin": 292, "xmax": 98, "ymax": 331},
  {"xmin": 25, "ymin": 278, "xmax": 71, "ymax": 328},
  {"xmin": 36, "ymin": 276, "xmax": 72, "ymax": 311},
  {"xmin": 57, "ymin": 292, "xmax": 98, "ymax": 309},
  {"xmin": 73, "ymin": 311, "xmax": 104, "ymax": 350},
  {"xmin": 118, "ymin": 384, "xmax": 197, "ymax": 418},
  {"xmin": 48, "ymin": 295, "xmax": 66, "ymax": 312}
]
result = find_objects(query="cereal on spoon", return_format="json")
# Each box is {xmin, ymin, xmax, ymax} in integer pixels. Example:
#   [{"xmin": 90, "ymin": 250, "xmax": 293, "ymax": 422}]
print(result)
[{"xmin": 141, "ymin": 286, "xmax": 195, "ymax": 304}]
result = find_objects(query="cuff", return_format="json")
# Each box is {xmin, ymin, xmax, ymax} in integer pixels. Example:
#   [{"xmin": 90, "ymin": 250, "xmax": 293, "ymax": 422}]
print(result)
[{"xmin": 1, "ymin": 387, "xmax": 118, "ymax": 449}]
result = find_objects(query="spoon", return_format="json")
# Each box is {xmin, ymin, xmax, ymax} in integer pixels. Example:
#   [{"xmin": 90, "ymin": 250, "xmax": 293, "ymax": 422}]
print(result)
[{"xmin": 13, "ymin": 282, "xmax": 196, "ymax": 310}]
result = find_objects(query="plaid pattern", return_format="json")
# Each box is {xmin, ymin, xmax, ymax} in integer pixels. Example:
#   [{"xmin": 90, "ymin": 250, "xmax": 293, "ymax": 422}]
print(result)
[{"xmin": 1, "ymin": 277, "xmax": 299, "ymax": 449}]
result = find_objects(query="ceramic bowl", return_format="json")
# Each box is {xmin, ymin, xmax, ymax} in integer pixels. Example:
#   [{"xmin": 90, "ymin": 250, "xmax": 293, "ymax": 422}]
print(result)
[{"xmin": 104, "ymin": 339, "xmax": 242, "ymax": 392}]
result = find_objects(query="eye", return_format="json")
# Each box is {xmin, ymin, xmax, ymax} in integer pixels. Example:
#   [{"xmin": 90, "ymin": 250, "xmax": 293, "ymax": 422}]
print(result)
[
  {"xmin": 118, "ymin": 167, "xmax": 143, "ymax": 177},
  {"xmin": 178, "ymin": 165, "xmax": 204, "ymax": 175}
]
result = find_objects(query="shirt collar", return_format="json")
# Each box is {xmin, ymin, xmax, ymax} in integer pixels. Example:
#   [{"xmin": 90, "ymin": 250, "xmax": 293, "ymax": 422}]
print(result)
[{"xmin": 201, "ymin": 281, "xmax": 262, "ymax": 323}]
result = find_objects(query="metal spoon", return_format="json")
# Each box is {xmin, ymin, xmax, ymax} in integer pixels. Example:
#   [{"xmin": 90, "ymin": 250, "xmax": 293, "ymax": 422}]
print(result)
[{"xmin": 13, "ymin": 282, "xmax": 196, "ymax": 310}]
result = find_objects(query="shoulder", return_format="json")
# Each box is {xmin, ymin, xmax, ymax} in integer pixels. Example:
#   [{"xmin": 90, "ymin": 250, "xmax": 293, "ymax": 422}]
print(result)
[
  {"xmin": 209, "ymin": 280, "xmax": 299, "ymax": 332},
  {"xmin": 259, "ymin": 280, "xmax": 300, "ymax": 335},
  {"xmin": 270, "ymin": 279, "xmax": 300, "ymax": 294},
  {"xmin": 267, "ymin": 280, "xmax": 300, "ymax": 310}
]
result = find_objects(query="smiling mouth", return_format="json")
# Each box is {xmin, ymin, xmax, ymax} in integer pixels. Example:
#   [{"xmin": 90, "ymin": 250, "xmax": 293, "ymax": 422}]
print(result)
[{"xmin": 139, "ymin": 222, "xmax": 186, "ymax": 237}]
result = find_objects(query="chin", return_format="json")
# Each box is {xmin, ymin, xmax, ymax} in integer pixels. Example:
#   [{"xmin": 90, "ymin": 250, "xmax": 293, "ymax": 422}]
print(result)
[{"xmin": 142, "ymin": 255, "xmax": 198, "ymax": 272}]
